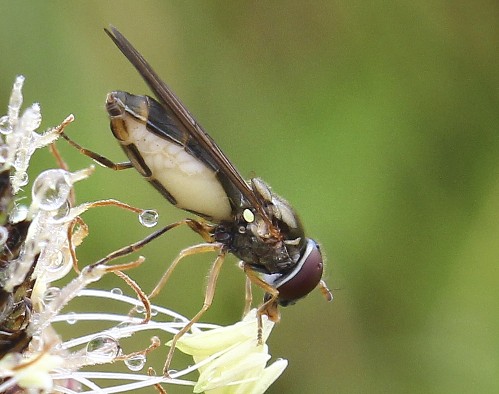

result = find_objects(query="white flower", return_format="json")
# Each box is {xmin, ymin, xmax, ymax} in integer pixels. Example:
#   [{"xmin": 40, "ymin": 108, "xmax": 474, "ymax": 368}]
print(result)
[
  {"xmin": 0, "ymin": 77, "xmax": 287, "ymax": 393},
  {"xmin": 0, "ymin": 76, "xmax": 64, "ymax": 193},
  {"xmin": 173, "ymin": 309, "xmax": 288, "ymax": 394},
  {"xmin": 0, "ymin": 352, "xmax": 64, "ymax": 391}
]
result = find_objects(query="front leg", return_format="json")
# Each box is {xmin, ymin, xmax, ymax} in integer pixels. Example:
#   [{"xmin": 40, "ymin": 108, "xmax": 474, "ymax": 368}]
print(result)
[{"xmin": 243, "ymin": 265, "xmax": 281, "ymax": 344}]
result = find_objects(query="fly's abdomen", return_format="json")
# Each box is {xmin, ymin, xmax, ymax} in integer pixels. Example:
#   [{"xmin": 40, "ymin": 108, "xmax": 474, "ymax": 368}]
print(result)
[{"xmin": 106, "ymin": 92, "xmax": 232, "ymax": 221}]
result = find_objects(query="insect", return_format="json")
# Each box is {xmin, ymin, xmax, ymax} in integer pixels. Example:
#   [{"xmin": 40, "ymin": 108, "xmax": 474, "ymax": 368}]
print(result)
[{"xmin": 64, "ymin": 26, "xmax": 332, "ymax": 374}]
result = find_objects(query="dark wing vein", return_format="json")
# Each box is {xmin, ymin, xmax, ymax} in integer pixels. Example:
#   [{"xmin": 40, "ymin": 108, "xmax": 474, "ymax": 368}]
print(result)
[{"xmin": 105, "ymin": 26, "xmax": 271, "ymax": 223}]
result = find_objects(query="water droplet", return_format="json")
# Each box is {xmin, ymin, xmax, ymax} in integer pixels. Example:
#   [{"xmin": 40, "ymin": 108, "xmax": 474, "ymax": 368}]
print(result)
[
  {"xmin": 86, "ymin": 335, "xmax": 120, "ymax": 362},
  {"xmin": 111, "ymin": 287, "xmax": 123, "ymax": 296},
  {"xmin": 17, "ymin": 172, "xmax": 29, "ymax": 187},
  {"xmin": 116, "ymin": 321, "xmax": 133, "ymax": 330},
  {"xmin": 49, "ymin": 200, "xmax": 70, "ymax": 220},
  {"xmin": 29, "ymin": 313, "xmax": 40, "ymax": 327},
  {"xmin": 135, "ymin": 304, "xmax": 146, "ymax": 314},
  {"xmin": 13, "ymin": 148, "xmax": 28, "ymax": 170},
  {"xmin": 28, "ymin": 335, "xmax": 43, "ymax": 352},
  {"xmin": 167, "ymin": 369, "xmax": 178, "ymax": 376},
  {"xmin": 0, "ymin": 145, "xmax": 9, "ymax": 164},
  {"xmin": 42, "ymin": 287, "xmax": 61, "ymax": 304},
  {"xmin": 32, "ymin": 169, "xmax": 71, "ymax": 211},
  {"xmin": 43, "ymin": 250, "xmax": 65, "ymax": 272},
  {"xmin": 0, "ymin": 226, "xmax": 8, "ymax": 246},
  {"xmin": 138, "ymin": 209, "xmax": 158, "ymax": 227},
  {"xmin": 9, "ymin": 204, "xmax": 28, "ymax": 223},
  {"xmin": 9, "ymin": 77, "xmax": 24, "ymax": 114},
  {"xmin": 0, "ymin": 116, "xmax": 12, "ymax": 134},
  {"xmin": 21, "ymin": 239, "xmax": 38, "ymax": 257},
  {"xmin": 124, "ymin": 354, "xmax": 146, "ymax": 371},
  {"xmin": 150, "ymin": 307, "xmax": 158, "ymax": 317},
  {"xmin": 21, "ymin": 105, "xmax": 41, "ymax": 131},
  {"xmin": 36, "ymin": 237, "xmax": 49, "ymax": 250},
  {"xmin": 66, "ymin": 312, "xmax": 77, "ymax": 325}
]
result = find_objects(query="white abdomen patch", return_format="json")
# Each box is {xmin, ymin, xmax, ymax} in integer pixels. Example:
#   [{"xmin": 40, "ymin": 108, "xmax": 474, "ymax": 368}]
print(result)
[{"xmin": 124, "ymin": 118, "xmax": 232, "ymax": 220}]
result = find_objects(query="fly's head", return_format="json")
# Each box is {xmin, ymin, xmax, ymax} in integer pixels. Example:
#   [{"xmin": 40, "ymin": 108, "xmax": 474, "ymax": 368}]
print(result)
[
  {"xmin": 248, "ymin": 178, "xmax": 326, "ymax": 307},
  {"xmin": 263, "ymin": 238, "xmax": 324, "ymax": 307}
]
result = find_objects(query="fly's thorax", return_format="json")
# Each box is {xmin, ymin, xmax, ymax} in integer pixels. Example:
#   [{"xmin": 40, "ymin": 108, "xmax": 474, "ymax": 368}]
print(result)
[
  {"xmin": 227, "ymin": 201, "xmax": 306, "ymax": 274},
  {"xmin": 223, "ymin": 178, "xmax": 308, "ymax": 273},
  {"xmin": 250, "ymin": 178, "xmax": 306, "ymax": 241}
]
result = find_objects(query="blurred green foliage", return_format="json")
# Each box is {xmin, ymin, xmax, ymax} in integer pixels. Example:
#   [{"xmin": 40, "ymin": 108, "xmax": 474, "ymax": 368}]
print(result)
[{"xmin": 1, "ymin": 1, "xmax": 498, "ymax": 393}]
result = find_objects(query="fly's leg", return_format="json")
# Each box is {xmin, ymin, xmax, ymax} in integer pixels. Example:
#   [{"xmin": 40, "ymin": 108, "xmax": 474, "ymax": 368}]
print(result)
[
  {"xmin": 67, "ymin": 199, "xmax": 165, "ymax": 273},
  {"xmin": 243, "ymin": 274, "xmax": 253, "ymax": 317},
  {"xmin": 87, "ymin": 219, "xmax": 200, "ymax": 270},
  {"xmin": 48, "ymin": 115, "xmax": 77, "ymax": 204},
  {"xmin": 159, "ymin": 246, "xmax": 226, "ymax": 375},
  {"xmin": 49, "ymin": 114, "xmax": 75, "ymax": 172},
  {"xmin": 60, "ymin": 131, "xmax": 133, "ymax": 170},
  {"xmin": 148, "ymin": 242, "xmax": 222, "ymax": 300},
  {"xmin": 114, "ymin": 269, "xmax": 152, "ymax": 323},
  {"xmin": 243, "ymin": 265, "xmax": 281, "ymax": 344}
]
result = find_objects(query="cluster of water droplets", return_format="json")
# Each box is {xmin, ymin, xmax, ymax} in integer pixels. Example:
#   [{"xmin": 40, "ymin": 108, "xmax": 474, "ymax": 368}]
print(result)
[
  {"xmin": 2, "ymin": 166, "xmax": 94, "ymax": 296},
  {"xmin": 0, "ymin": 76, "xmax": 24, "ymax": 137},
  {"xmin": 28, "ymin": 167, "xmax": 93, "ymax": 292},
  {"xmin": 83, "ymin": 334, "xmax": 146, "ymax": 371},
  {"xmin": 0, "ymin": 76, "xmax": 63, "ymax": 193}
]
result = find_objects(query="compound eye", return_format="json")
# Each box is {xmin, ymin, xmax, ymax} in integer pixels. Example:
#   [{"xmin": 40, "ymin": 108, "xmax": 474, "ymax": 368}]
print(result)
[{"xmin": 276, "ymin": 239, "xmax": 324, "ymax": 306}]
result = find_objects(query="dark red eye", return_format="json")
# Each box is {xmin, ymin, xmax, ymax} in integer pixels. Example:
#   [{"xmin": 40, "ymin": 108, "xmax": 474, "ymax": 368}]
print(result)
[{"xmin": 270, "ymin": 239, "xmax": 324, "ymax": 306}]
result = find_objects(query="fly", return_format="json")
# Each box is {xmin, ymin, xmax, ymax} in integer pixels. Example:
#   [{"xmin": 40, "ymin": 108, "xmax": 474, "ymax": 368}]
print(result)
[{"xmin": 63, "ymin": 26, "xmax": 332, "ymax": 374}]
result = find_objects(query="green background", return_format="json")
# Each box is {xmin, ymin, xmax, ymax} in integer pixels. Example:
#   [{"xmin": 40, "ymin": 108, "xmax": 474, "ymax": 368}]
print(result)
[{"xmin": 1, "ymin": 1, "xmax": 498, "ymax": 393}]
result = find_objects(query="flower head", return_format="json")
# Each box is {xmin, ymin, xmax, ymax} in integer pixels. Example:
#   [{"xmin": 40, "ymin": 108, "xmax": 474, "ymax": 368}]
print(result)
[
  {"xmin": 0, "ymin": 77, "xmax": 287, "ymax": 393},
  {"xmin": 174, "ymin": 309, "xmax": 288, "ymax": 393}
]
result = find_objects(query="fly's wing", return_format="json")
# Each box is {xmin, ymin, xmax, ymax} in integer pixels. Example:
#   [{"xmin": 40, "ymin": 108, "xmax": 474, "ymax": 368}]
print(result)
[{"xmin": 105, "ymin": 26, "xmax": 272, "ymax": 226}]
